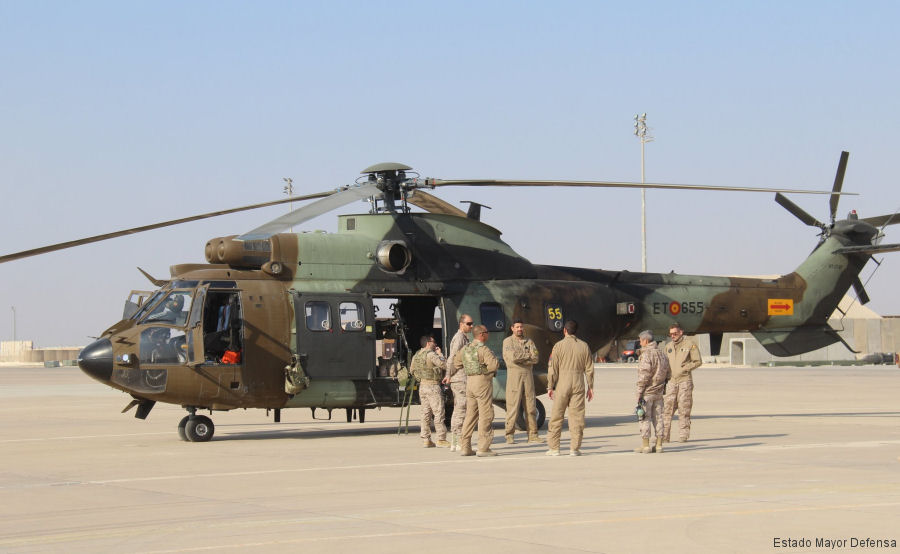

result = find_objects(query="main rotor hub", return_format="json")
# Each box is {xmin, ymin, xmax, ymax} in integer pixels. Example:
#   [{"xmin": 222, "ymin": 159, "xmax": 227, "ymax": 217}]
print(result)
[{"xmin": 360, "ymin": 162, "xmax": 414, "ymax": 212}]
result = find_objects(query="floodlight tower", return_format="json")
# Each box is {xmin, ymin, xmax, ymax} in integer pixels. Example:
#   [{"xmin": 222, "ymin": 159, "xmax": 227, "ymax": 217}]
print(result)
[
  {"xmin": 11, "ymin": 306, "xmax": 15, "ymax": 342},
  {"xmin": 633, "ymin": 113, "xmax": 654, "ymax": 272},
  {"xmin": 282, "ymin": 177, "xmax": 294, "ymax": 233}
]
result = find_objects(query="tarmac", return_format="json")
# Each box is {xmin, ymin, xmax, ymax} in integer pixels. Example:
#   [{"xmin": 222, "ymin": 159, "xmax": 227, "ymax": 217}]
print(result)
[{"xmin": 0, "ymin": 363, "xmax": 898, "ymax": 553}]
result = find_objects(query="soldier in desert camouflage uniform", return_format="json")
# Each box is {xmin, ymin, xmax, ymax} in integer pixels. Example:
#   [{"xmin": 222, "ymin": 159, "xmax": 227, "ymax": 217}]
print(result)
[
  {"xmin": 453, "ymin": 325, "xmax": 500, "ymax": 457},
  {"xmin": 546, "ymin": 320, "xmax": 594, "ymax": 457},
  {"xmin": 411, "ymin": 334, "xmax": 449, "ymax": 448},
  {"xmin": 442, "ymin": 314, "xmax": 473, "ymax": 451},
  {"xmin": 502, "ymin": 319, "xmax": 541, "ymax": 444},
  {"xmin": 663, "ymin": 322, "xmax": 702, "ymax": 443},
  {"xmin": 634, "ymin": 330, "xmax": 670, "ymax": 454}
]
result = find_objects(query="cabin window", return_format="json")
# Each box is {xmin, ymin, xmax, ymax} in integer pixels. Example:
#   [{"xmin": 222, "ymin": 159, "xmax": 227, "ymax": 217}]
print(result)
[
  {"xmin": 339, "ymin": 301, "xmax": 364, "ymax": 331},
  {"xmin": 545, "ymin": 303, "xmax": 564, "ymax": 331},
  {"xmin": 305, "ymin": 301, "xmax": 332, "ymax": 331},
  {"xmin": 480, "ymin": 303, "xmax": 506, "ymax": 332}
]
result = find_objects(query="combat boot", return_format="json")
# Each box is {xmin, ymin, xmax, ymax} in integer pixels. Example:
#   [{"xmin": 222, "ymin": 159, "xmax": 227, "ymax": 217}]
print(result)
[
  {"xmin": 505, "ymin": 434, "xmax": 515, "ymax": 444},
  {"xmin": 476, "ymin": 450, "xmax": 497, "ymax": 457},
  {"xmin": 435, "ymin": 439, "xmax": 450, "ymax": 448},
  {"xmin": 527, "ymin": 433, "xmax": 544, "ymax": 443},
  {"xmin": 423, "ymin": 439, "xmax": 436, "ymax": 448},
  {"xmin": 634, "ymin": 438, "xmax": 651, "ymax": 454},
  {"xmin": 459, "ymin": 439, "xmax": 475, "ymax": 456},
  {"xmin": 545, "ymin": 449, "xmax": 560, "ymax": 456},
  {"xmin": 655, "ymin": 438, "xmax": 664, "ymax": 453},
  {"xmin": 449, "ymin": 433, "xmax": 458, "ymax": 452}
]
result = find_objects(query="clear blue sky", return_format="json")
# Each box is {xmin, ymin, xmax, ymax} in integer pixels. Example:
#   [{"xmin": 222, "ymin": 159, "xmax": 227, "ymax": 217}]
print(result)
[{"xmin": 2, "ymin": 1, "xmax": 899, "ymax": 346}]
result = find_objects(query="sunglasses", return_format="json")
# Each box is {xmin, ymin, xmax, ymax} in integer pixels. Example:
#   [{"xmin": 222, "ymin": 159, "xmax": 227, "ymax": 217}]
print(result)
[{"xmin": 463, "ymin": 322, "xmax": 474, "ymax": 326}]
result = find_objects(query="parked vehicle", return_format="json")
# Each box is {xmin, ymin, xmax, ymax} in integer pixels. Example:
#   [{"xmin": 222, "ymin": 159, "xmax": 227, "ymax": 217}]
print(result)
[{"xmin": 621, "ymin": 340, "xmax": 640, "ymax": 362}]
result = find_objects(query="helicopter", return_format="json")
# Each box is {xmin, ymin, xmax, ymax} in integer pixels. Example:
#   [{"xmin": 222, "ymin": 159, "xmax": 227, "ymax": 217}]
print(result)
[{"xmin": 3, "ymin": 152, "xmax": 898, "ymax": 442}]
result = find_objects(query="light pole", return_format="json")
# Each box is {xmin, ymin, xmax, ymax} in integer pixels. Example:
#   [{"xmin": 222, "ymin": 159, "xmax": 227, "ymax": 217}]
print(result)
[
  {"xmin": 633, "ymin": 113, "xmax": 653, "ymax": 272},
  {"xmin": 11, "ymin": 306, "xmax": 16, "ymax": 342},
  {"xmin": 282, "ymin": 177, "xmax": 294, "ymax": 233}
]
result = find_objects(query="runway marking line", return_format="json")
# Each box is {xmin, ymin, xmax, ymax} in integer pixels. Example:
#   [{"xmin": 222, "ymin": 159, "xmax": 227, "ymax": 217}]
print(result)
[
  {"xmin": 3, "ymin": 439, "xmax": 899, "ymax": 491},
  {"xmin": 4, "ymin": 500, "xmax": 899, "ymax": 550},
  {"xmin": 133, "ymin": 500, "xmax": 900, "ymax": 552}
]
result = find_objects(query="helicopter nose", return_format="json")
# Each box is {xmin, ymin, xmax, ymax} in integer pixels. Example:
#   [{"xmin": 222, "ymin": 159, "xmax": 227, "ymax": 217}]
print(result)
[{"xmin": 78, "ymin": 338, "xmax": 113, "ymax": 383}]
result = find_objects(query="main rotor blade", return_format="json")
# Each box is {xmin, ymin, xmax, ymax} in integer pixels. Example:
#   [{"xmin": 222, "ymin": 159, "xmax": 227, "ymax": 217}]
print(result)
[
  {"xmin": 237, "ymin": 183, "xmax": 381, "ymax": 241},
  {"xmin": 860, "ymin": 212, "xmax": 900, "ymax": 228},
  {"xmin": 775, "ymin": 193, "xmax": 825, "ymax": 228},
  {"xmin": 426, "ymin": 178, "xmax": 855, "ymax": 195},
  {"xmin": 406, "ymin": 190, "xmax": 466, "ymax": 217},
  {"xmin": 830, "ymin": 151, "xmax": 849, "ymax": 224},
  {"xmin": 0, "ymin": 192, "xmax": 330, "ymax": 265},
  {"xmin": 833, "ymin": 243, "xmax": 900, "ymax": 255}
]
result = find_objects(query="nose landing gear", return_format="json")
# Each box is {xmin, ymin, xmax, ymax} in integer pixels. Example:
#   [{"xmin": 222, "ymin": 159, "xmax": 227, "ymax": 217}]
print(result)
[{"xmin": 177, "ymin": 409, "xmax": 215, "ymax": 442}]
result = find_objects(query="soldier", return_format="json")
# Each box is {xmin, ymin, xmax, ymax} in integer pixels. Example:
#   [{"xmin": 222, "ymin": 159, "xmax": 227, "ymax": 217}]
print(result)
[
  {"xmin": 663, "ymin": 322, "xmax": 702, "ymax": 442},
  {"xmin": 546, "ymin": 320, "xmax": 594, "ymax": 456},
  {"xmin": 634, "ymin": 330, "xmax": 670, "ymax": 454},
  {"xmin": 502, "ymin": 319, "xmax": 542, "ymax": 444},
  {"xmin": 442, "ymin": 314, "xmax": 473, "ymax": 451},
  {"xmin": 453, "ymin": 324, "xmax": 500, "ymax": 457},
  {"xmin": 411, "ymin": 335, "xmax": 450, "ymax": 448}
]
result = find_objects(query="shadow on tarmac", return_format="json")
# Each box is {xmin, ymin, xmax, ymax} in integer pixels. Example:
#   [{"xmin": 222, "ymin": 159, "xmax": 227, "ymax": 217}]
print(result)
[{"xmin": 202, "ymin": 407, "xmax": 896, "ymax": 443}]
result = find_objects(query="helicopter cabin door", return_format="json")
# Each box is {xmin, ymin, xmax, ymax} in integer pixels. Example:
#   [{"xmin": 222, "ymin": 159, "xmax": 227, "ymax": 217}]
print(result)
[{"xmin": 292, "ymin": 292, "xmax": 376, "ymax": 380}]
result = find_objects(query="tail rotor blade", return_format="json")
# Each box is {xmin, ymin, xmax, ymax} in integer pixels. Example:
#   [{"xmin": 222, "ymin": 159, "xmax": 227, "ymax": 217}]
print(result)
[
  {"xmin": 829, "ymin": 151, "xmax": 849, "ymax": 223},
  {"xmin": 852, "ymin": 276, "xmax": 870, "ymax": 305},
  {"xmin": 775, "ymin": 193, "xmax": 824, "ymax": 228}
]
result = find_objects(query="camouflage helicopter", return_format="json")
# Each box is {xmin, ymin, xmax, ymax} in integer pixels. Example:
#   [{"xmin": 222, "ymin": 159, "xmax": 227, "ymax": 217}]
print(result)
[{"xmin": 3, "ymin": 152, "xmax": 898, "ymax": 442}]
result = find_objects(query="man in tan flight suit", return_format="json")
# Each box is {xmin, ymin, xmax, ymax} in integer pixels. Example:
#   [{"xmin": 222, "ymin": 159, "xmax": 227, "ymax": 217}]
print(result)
[
  {"xmin": 412, "ymin": 334, "xmax": 450, "ymax": 448},
  {"xmin": 634, "ymin": 330, "xmax": 670, "ymax": 454},
  {"xmin": 502, "ymin": 319, "xmax": 542, "ymax": 444},
  {"xmin": 453, "ymin": 325, "xmax": 500, "ymax": 457},
  {"xmin": 663, "ymin": 322, "xmax": 702, "ymax": 442},
  {"xmin": 546, "ymin": 320, "xmax": 594, "ymax": 456},
  {"xmin": 442, "ymin": 314, "xmax": 473, "ymax": 451}
]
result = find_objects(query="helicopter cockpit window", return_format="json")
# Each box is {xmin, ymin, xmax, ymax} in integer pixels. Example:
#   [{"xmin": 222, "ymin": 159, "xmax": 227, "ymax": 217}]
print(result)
[
  {"xmin": 305, "ymin": 301, "xmax": 332, "ymax": 332},
  {"xmin": 140, "ymin": 327, "xmax": 187, "ymax": 364},
  {"xmin": 480, "ymin": 302, "xmax": 506, "ymax": 332},
  {"xmin": 131, "ymin": 290, "xmax": 166, "ymax": 321},
  {"xmin": 143, "ymin": 291, "xmax": 193, "ymax": 326},
  {"xmin": 339, "ymin": 302, "xmax": 364, "ymax": 331}
]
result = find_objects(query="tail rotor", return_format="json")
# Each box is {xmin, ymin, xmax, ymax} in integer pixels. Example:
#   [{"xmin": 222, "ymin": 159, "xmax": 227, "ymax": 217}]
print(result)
[{"xmin": 775, "ymin": 151, "xmax": 849, "ymax": 238}]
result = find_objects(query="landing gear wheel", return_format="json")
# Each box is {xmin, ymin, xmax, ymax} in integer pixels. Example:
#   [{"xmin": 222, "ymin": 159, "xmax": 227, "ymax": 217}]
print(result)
[
  {"xmin": 177, "ymin": 416, "xmax": 189, "ymax": 441},
  {"xmin": 184, "ymin": 415, "xmax": 215, "ymax": 442},
  {"xmin": 514, "ymin": 398, "xmax": 547, "ymax": 431}
]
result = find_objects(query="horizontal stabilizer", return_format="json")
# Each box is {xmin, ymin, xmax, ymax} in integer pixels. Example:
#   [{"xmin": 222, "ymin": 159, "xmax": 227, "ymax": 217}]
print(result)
[
  {"xmin": 751, "ymin": 326, "xmax": 854, "ymax": 357},
  {"xmin": 832, "ymin": 243, "xmax": 900, "ymax": 255}
]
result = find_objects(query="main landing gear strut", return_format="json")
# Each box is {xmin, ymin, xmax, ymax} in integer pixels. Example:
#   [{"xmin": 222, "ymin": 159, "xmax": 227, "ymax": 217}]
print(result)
[{"xmin": 177, "ymin": 408, "xmax": 215, "ymax": 442}]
